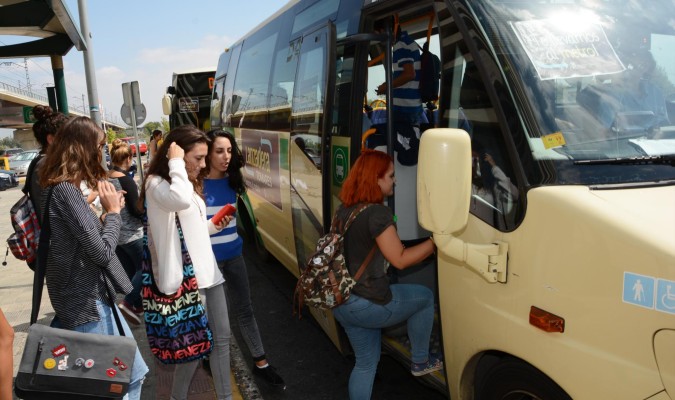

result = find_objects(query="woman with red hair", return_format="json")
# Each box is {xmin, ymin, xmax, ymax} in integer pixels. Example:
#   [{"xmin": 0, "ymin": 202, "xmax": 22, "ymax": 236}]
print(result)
[{"xmin": 333, "ymin": 149, "xmax": 440, "ymax": 400}]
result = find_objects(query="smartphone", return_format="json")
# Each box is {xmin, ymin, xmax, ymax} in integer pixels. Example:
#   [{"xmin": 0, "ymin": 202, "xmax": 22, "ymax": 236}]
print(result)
[{"xmin": 212, "ymin": 204, "xmax": 236, "ymax": 225}]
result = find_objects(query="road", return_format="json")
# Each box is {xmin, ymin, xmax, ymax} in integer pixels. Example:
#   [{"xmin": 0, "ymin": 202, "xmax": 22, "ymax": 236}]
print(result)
[{"xmin": 238, "ymin": 239, "xmax": 449, "ymax": 400}]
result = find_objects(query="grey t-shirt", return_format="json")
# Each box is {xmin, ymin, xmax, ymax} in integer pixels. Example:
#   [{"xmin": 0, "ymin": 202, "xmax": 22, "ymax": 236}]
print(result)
[{"xmin": 339, "ymin": 203, "xmax": 395, "ymax": 305}]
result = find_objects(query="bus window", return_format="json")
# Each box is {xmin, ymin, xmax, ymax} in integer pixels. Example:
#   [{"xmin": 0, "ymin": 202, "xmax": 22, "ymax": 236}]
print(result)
[
  {"xmin": 222, "ymin": 44, "xmax": 241, "ymax": 128},
  {"xmin": 211, "ymin": 77, "xmax": 225, "ymax": 129},
  {"xmin": 291, "ymin": 0, "xmax": 340, "ymax": 37},
  {"xmin": 269, "ymin": 38, "xmax": 299, "ymax": 131},
  {"xmin": 231, "ymin": 27, "xmax": 278, "ymax": 129}
]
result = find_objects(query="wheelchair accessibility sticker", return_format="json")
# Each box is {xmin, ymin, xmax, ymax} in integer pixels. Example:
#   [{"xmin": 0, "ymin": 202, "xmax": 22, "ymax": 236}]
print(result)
[{"xmin": 623, "ymin": 272, "xmax": 675, "ymax": 315}]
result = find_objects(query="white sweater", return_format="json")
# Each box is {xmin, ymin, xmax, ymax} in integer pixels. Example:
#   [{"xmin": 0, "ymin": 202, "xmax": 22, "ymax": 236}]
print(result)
[{"xmin": 145, "ymin": 158, "xmax": 224, "ymax": 294}]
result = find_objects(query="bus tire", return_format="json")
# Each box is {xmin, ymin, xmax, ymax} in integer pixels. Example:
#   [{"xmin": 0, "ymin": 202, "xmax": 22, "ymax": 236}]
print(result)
[{"xmin": 474, "ymin": 356, "xmax": 571, "ymax": 400}]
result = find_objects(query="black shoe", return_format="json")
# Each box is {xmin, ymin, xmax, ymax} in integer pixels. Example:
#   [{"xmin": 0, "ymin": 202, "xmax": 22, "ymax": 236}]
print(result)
[{"xmin": 253, "ymin": 364, "xmax": 286, "ymax": 389}]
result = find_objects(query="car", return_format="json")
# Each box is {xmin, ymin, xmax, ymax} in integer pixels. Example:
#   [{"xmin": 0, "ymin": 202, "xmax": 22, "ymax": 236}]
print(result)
[
  {"xmin": 0, "ymin": 148, "xmax": 23, "ymax": 159},
  {"xmin": 120, "ymin": 137, "xmax": 147, "ymax": 156},
  {"xmin": 9, "ymin": 150, "xmax": 39, "ymax": 177},
  {"xmin": 0, "ymin": 169, "xmax": 19, "ymax": 191}
]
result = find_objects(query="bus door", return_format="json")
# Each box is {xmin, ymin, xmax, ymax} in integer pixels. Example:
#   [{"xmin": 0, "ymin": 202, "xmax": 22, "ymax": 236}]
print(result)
[{"xmin": 288, "ymin": 22, "xmax": 341, "ymax": 347}]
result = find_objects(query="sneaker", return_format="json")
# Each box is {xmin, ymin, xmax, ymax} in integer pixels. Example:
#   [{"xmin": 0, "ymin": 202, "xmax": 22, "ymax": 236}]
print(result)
[
  {"xmin": 118, "ymin": 300, "xmax": 143, "ymax": 325},
  {"xmin": 253, "ymin": 364, "xmax": 286, "ymax": 389},
  {"xmin": 411, "ymin": 354, "xmax": 443, "ymax": 377}
]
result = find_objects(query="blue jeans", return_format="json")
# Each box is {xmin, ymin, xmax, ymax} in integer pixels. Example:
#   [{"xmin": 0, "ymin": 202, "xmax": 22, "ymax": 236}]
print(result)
[
  {"xmin": 333, "ymin": 284, "xmax": 434, "ymax": 400},
  {"xmin": 218, "ymin": 255, "xmax": 266, "ymax": 360},
  {"xmin": 52, "ymin": 301, "xmax": 149, "ymax": 400}
]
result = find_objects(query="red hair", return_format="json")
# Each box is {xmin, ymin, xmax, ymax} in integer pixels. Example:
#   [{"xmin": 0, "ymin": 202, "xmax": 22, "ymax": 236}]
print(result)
[{"xmin": 339, "ymin": 150, "xmax": 393, "ymax": 207}]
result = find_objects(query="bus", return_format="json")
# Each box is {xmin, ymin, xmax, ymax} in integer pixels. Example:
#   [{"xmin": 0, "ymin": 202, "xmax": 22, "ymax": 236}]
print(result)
[
  {"xmin": 209, "ymin": 0, "xmax": 675, "ymax": 398},
  {"xmin": 162, "ymin": 67, "xmax": 216, "ymax": 131}
]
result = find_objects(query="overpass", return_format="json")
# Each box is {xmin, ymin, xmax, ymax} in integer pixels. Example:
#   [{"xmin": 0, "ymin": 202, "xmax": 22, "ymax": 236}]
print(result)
[{"xmin": 0, "ymin": 79, "xmax": 125, "ymax": 149}]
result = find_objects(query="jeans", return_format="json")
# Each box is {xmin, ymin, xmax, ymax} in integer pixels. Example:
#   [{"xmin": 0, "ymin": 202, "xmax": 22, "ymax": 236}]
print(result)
[
  {"xmin": 116, "ymin": 238, "xmax": 144, "ymax": 308},
  {"xmin": 333, "ymin": 284, "xmax": 434, "ymax": 400},
  {"xmin": 52, "ymin": 301, "xmax": 149, "ymax": 400},
  {"xmin": 218, "ymin": 255, "xmax": 266, "ymax": 360},
  {"xmin": 171, "ymin": 283, "xmax": 232, "ymax": 400}
]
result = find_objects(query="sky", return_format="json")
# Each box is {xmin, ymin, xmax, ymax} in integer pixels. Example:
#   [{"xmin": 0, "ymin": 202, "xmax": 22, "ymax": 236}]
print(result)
[{"xmin": 0, "ymin": 0, "xmax": 288, "ymax": 138}]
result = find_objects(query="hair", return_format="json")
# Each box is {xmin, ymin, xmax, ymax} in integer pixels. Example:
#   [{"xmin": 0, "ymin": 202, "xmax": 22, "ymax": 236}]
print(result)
[
  {"xmin": 339, "ymin": 149, "xmax": 393, "ymax": 207},
  {"xmin": 110, "ymin": 138, "xmax": 132, "ymax": 166},
  {"xmin": 139, "ymin": 125, "xmax": 210, "ymax": 206},
  {"xmin": 32, "ymin": 105, "xmax": 69, "ymax": 152},
  {"xmin": 152, "ymin": 129, "xmax": 163, "ymax": 139},
  {"xmin": 203, "ymin": 129, "xmax": 246, "ymax": 195},
  {"xmin": 39, "ymin": 116, "xmax": 106, "ymax": 189}
]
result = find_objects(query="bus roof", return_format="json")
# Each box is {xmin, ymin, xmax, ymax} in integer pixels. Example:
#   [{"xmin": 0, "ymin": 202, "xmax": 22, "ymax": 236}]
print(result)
[
  {"xmin": 232, "ymin": 0, "xmax": 299, "ymax": 46},
  {"xmin": 172, "ymin": 67, "xmax": 216, "ymax": 76}
]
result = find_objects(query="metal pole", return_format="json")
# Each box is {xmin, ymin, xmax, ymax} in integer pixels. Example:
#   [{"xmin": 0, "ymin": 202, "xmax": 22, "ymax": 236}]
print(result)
[
  {"xmin": 77, "ymin": 0, "xmax": 102, "ymax": 128},
  {"xmin": 50, "ymin": 55, "xmax": 69, "ymax": 114}
]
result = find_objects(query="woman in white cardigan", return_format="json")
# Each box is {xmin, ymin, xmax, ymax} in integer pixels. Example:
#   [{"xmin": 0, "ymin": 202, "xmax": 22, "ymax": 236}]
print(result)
[{"xmin": 140, "ymin": 125, "xmax": 233, "ymax": 400}]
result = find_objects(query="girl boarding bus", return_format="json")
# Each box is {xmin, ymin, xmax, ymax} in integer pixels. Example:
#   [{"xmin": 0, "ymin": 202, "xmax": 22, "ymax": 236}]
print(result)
[{"xmin": 210, "ymin": 0, "xmax": 675, "ymax": 398}]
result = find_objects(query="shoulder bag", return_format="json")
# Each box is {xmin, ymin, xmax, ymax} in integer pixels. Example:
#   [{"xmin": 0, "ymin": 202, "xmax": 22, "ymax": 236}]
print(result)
[
  {"xmin": 14, "ymin": 187, "xmax": 138, "ymax": 399},
  {"xmin": 141, "ymin": 210, "xmax": 213, "ymax": 364}
]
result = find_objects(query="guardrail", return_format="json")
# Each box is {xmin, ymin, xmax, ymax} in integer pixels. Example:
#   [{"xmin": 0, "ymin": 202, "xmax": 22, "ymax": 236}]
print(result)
[{"xmin": 0, "ymin": 80, "xmax": 124, "ymax": 127}]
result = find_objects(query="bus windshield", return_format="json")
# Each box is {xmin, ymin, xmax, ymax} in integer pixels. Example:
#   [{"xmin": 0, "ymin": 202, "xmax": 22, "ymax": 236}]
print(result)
[{"xmin": 473, "ymin": 0, "xmax": 675, "ymax": 185}]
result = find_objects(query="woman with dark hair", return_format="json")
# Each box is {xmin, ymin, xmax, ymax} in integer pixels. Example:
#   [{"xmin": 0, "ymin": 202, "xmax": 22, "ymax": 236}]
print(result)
[
  {"xmin": 27, "ymin": 105, "xmax": 68, "ymax": 220},
  {"xmin": 108, "ymin": 139, "xmax": 145, "ymax": 324},
  {"xmin": 202, "ymin": 129, "xmax": 285, "ymax": 389},
  {"xmin": 39, "ymin": 116, "xmax": 148, "ymax": 400},
  {"xmin": 141, "ymin": 125, "xmax": 233, "ymax": 400},
  {"xmin": 332, "ymin": 149, "xmax": 440, "ymax": 400}
]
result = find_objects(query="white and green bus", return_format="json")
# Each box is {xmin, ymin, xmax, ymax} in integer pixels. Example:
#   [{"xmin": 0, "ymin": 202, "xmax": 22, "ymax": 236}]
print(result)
[{"xmin": 210, "ymin": 0, "xmax": 675, "ymax": 398}]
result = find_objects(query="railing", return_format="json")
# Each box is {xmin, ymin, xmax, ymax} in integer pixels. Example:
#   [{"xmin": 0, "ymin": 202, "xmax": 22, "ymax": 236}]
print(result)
[{"xmin": 0, "ymin": 80, "xmax": 123, "ymax": 126}]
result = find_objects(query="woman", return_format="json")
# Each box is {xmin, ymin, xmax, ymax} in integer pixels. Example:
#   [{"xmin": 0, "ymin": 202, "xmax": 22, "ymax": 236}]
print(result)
[
  {"xmin": 141, "ymin": 125, "xmax": 233, "ymax": 400},
  {"xmin": 27, "ymin": 105, "xmax": 68, "ymax": 221},
  {"xmin": 108, "ymin": 139, "xmax": 145, "ymax": 325},
  {"xmin": 333, "ymin": 149, "xmax": 440, "ymax": 400},
  {"xmin": 39, "ymin": 116, "xmax": 148, "ymax": 400},
  {"xmin": 202, "ymin": 129, "xmax": 285, "ymax": 388}
]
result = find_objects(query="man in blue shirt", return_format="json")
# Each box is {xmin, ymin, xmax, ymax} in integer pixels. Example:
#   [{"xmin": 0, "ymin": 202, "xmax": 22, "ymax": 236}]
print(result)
[{"xmin": 375, "ymin": 21, "xmax": 423, "ymax": 166}]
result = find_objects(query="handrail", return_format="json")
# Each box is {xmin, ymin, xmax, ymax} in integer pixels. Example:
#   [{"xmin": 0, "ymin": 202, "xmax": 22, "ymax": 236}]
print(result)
[{"xmin": 0, "ymin": 81, "xmax": 48, "ymax": 103}]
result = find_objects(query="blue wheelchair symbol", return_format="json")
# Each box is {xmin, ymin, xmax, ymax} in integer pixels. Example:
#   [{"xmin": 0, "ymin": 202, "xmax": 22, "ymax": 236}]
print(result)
[{"xmin": 655, "ymin": 279, "xmax": 675, "ymax": 315}]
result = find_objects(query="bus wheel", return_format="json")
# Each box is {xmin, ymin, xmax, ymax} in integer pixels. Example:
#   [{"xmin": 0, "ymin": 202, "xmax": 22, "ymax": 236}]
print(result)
[{"xmin": 475, "ymin": 357, "xmax": 571, "ymax": 400}]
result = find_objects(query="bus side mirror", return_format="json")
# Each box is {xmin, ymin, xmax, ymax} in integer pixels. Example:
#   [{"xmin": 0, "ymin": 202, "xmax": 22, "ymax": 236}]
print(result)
[
  {"xmin": 162, "ymin": 94, "xmax": 172, "ymax": 116},
  {"xmin": 417, "ymin": 128, "xmax": 472, "ymax": 234}
]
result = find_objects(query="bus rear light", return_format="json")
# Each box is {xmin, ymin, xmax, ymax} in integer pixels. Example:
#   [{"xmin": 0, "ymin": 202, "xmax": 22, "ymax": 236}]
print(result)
[{"xmin": 529, "ymin": 306, "xmax": 565, "ymax": 333}]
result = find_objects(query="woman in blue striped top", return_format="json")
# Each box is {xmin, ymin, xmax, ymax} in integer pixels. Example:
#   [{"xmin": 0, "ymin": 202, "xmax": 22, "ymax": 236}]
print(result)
[
  {"xmin": 39, "ymin": 117, "xmax": 148, "ymax": 399},
  {"xmin": 202, "ymin": 129, "xmax": 285, "ymax": 389}
]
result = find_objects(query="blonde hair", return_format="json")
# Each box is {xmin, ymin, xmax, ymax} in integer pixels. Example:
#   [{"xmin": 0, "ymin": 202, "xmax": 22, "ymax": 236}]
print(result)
[{"xmin": 110, "ymin": 138, "xmax": 132, "ymax": 166}]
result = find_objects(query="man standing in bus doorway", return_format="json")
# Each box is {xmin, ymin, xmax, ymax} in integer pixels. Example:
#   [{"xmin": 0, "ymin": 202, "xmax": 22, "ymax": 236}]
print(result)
[{"xmin": 375, "ymin": 17, "xmax": 423, "ymax": 166}]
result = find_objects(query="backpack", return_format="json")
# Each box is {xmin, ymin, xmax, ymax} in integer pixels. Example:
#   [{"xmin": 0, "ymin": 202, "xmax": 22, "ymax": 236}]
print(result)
[
  {"xmin": 294, "ymin": 204, "xmax": 377, "ymax": 312},
  {"xmin": 6, "ymin": 156, "xmax": 41, "ymax": 270},
  {"xmin": 418, "ymin": 41, "xmax": 441, "ymax": 104}
]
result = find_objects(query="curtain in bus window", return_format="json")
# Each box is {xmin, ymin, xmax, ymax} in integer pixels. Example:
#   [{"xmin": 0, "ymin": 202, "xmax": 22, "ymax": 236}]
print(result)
[{"xmin": 232, "ymin": 33, "xmax": 278, "ymax": 129}]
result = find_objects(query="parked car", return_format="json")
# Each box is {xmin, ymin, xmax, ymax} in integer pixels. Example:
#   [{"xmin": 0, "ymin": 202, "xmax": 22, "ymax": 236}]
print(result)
[
  {"xmin": 120, "ymin": 137, "xmax": 147, "ymax": 156},
  {"xmin": 9, "ymin": 150, "xmax": 39, "ymax": 177},
  {"xmin": 0, "ymin": 169, "xmax": 19, "ymax": 191},
  {"xmin": 0, "ymin": 148, "xmax": 23, "ymax": 159}
]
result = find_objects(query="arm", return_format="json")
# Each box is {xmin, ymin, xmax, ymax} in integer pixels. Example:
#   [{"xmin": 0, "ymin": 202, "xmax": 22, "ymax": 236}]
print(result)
[
  {"xmin": 376, "ymin": 63, "xmax": 415, "ymax": 94},
  {"xmin": 375, "ymin": 225, "xmax": 435, "ymax": 270},
  {"xmin": 56, "ymin": 183, "xmax": 121, "ymax": 268},
  {"xmin": 146, "ymin": 159, "xmax": 193, "ymax": 212},
  {"xmin": 118, "ymin": 175, "xmax": 143, "ymax": 218}
]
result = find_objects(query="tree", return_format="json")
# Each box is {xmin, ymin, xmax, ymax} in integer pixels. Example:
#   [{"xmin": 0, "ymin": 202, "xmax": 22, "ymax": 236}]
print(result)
[
  {"xmin": 143, "ymin": 118, "xmax": 170, "ymax": 136},
  {"xmin": 0, "ymin": 137, "xmax": 22, "ymax": 149}
]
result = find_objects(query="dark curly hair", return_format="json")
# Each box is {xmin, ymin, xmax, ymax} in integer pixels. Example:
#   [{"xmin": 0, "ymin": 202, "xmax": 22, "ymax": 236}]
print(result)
[
  {"xmin": 32, "ymin": 105, "xmax": 69, "ymax": 152},
  {"xmin": 202, "ymin": 129, "xmax": 246, "ymax": 195}
]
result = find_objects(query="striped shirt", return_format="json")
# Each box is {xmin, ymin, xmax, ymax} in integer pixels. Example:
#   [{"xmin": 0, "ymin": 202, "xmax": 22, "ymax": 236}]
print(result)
[
  {"xmin": 392, "ymin": 30, "xmax": 422, "ymax": 118},
  {"xmin": 203, "ymin": 177, "xmax": 243, "ymax": 262},
  {"xmin": 42, "ymin": 182, "xmax": 132, "ymax": 330}
]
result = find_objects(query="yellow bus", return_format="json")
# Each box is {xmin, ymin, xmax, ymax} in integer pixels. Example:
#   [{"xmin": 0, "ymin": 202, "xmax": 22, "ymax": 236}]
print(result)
[{"xmin": 210, "ymin": 0, "xmax": 675, "ymax": 398}]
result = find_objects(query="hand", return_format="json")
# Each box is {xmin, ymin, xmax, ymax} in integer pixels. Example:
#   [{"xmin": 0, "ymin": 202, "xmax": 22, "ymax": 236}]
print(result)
[
  {"xmin": 484, "ymin": 153, "xmax": 496, "ymax": 167},
  {"xmin": 376, "ymin": 83, "xmax": 386, "ymax": 95},
  {"xmin": 98, "ymin": 180, "xmax": 123, "ymax": 214},
  {"xmin": 167, "ymin": 142, "xmax": 184, "ymax": 161},
  {"xmin": 212, "ymin": 214, "xmax": 233, "ymax": 230}
]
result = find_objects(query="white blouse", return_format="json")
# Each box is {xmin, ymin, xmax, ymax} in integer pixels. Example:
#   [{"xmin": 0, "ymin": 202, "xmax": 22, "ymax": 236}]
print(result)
[{"xmin": 145, "ymin": 158, "xmax": 224, "ymax": 294}]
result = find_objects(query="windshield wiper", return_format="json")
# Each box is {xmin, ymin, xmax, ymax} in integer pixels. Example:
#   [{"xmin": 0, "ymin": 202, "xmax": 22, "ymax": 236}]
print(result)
[{"xmin": 574, "ymin": 155, "xmax": 675, "ymax": 166}]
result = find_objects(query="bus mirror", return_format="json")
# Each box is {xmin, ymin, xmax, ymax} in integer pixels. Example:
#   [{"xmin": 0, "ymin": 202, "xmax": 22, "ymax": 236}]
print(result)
[
  {"xmin": 417, "ymin": 128, "xmax": 472, "ymax": 234},
  {"xmin": 166, "ymin": 86, "xmax": 176, "ymax": 95},
  {"xmin": 162, "ymin": 94, "xmax": 172, "ymax": 116}
]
